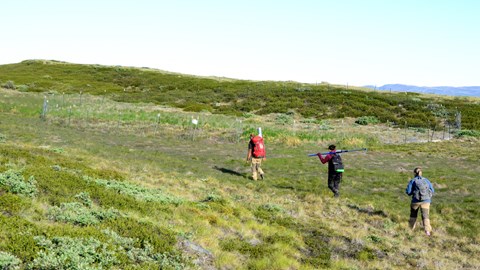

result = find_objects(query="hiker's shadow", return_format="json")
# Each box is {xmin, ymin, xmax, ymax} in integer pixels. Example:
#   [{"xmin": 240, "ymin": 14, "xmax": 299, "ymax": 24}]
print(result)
[
  {"xmin": 347, "ymin": 204, "xmax": 388, "ymax": 217},
  {"xmin": 213, "ymin": 166, "xmax": 247, "ymax": 178}
]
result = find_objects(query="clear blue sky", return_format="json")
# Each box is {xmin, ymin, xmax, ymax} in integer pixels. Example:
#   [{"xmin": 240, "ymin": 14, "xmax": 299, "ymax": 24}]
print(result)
[{"xmin": 1, "ymin": 0, "xmax": 478, "ymax": 86}]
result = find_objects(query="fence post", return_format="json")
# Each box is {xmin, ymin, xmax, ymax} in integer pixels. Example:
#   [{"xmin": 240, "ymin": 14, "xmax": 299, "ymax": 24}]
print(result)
[
  {"xmin": 102, "ymin": 90, "xmax": 106, "ymax": 105},
  {"xmin": 448, "ymin": 123, "xmax": 451, "ymax": 139},
  {"xmin": 41, "ymin": 96, "xmax": 49, "ymax": 120},
  {"xmin": 191, "ymin": 116, "xmax": 199, "ymax": 141},
  {"xmin": 68, "ymin": 106, "xmax": 72, "ymax": 126},
  {"xmin": 154, "ymin": 113, "xmax": 161, "ymax": 135},
  {"xmin": 431, "ymin": 124, "xmax": 436, "ymax": 141},
  {"xmin": 442, "ymin": 121, "xmax": 446, "ymax": 140}
]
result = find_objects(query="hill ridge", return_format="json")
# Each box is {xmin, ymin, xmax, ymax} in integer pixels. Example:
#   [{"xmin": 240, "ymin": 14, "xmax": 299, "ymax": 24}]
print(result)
[
  {"xmin": 1, "ymin": 60, "xmax": 479, "ymax": 131},
  {"xmin": 365, "ymin": 84, "xmax": 480, "ymax": 97}
]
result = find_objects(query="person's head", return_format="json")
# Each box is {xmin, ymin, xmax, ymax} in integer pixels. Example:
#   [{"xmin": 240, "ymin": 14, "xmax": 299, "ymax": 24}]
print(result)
[
  {"xmin": 413, "ymin": 167, "xmax": 422, "ymax": 177},
  {"xmin": 250, "ymin": 133, "xmax": 255, "ymax": 139},
  {"xmin": 328, "ymin": 144, "xmax": 336, "ymax": 151}
]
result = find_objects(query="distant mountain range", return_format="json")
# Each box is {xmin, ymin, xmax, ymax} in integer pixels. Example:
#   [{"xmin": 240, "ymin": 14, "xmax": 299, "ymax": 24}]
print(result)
[{"xmin": 363, "ymin": 84, "xmax": 480, "ymax": 97}]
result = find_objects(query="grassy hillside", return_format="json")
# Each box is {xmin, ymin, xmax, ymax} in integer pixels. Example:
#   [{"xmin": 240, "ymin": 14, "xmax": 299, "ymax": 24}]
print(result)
[
  {"xmin": 1, "ymin": 87, "xmax": 479, "ymax": 269},
  {"xmin": 1, "ymin": 60, "xmax": 479, "ymax": 131}
]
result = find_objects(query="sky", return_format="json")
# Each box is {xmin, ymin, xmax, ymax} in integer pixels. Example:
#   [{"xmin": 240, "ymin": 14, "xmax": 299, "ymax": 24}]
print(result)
[{"xmin": 1, "ymin": 0, "xmax": 479, "ymax": 87}]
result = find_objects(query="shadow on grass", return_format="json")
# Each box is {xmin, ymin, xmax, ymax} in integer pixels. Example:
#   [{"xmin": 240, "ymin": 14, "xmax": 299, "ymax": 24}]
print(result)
[
  {"xmin": 213, "ymin": 166, "xmax": 247, "ymax": 178},
  {"xmin": 272, "ymin": 184, "xmax": 296, "ymax": 190},
  {"xmin": 347, "ymin": 203, "xmax": 388, "ymax": 217}
]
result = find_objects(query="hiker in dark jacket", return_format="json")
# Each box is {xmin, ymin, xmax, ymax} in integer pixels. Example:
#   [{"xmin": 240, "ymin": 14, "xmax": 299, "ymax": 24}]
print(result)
[
  {"xmin": 406, "ymin": 167, "xmax": 435, "ymax": 236},
  {"xmin": 317, "ymin": 144, "xmax": 343, "ymax": 197}
]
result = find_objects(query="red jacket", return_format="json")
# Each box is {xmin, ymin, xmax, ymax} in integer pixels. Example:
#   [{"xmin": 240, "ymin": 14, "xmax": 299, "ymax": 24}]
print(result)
[{"xmin": 317, "ymin": 151, "xmax": 335, "ymax": 164}]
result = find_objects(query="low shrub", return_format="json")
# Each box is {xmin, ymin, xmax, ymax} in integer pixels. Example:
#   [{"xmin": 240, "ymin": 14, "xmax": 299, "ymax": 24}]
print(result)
[
  {"xmin": 3, "ymin": 80, "xmax": 15, "ymax": 90},
  {"xmin": 0, "ymin": 251, "xmax": 22, "ymax": 269},
  {"xmin": 47, "ymin": 194, "xmax": 120, "ymax": 226},
  {"xmin": 29, "ymin": 236, "xmax": 116, "ymax": 269},
  {"xmin": 455, "ymin": 129, "xmax": 480, "ymax": 138},
  {"xmin": 102, "ymin": 229, "xmax": 187, "ymax": 268},
  {"xmin": 275, "ymin": 113, "xmax": 294, "ymax": 125},
  {"xmin": 75, "ymin": 191, "xmax": 93, "ymax": 207},
  {"xmin": 0, "ymin": 169, "xmax": 38, "ymax": 197},
  {"xmin": 202, "ymin": 194, "xmax": 226, "ymax": 204},
  {"xmin": 355, "ymin": 116, "xmax": 380, "ymax": 125},
  {"xmin": 83, "ymin": 176, "xmax": 184, "ymax": 205},
  {"xmin": 16, "ymin": 85, "xmax": 29, "ymax": 92}
]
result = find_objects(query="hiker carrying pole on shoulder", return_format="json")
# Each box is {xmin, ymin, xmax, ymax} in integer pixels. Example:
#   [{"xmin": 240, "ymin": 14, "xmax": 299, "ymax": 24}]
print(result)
[
  {"xmin": 406, "ymin": 167, "xmax": 435, "ymax": 236},
  {"xmin": 316, "ymin": 144, "xmax": 344, "ymax": 197},
  {"xmin": 246, "ymin": 131, "xmax": 266, "ymax": 181}
]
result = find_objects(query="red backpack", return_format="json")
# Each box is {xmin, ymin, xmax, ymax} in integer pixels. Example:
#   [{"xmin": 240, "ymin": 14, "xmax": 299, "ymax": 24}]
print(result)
[{"xmin": 251, "ymin": 136, "xmax": 266, "ymax": 158}]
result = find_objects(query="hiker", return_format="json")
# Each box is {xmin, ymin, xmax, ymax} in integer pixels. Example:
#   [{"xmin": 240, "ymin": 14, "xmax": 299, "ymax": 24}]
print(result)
[
  {"xmin": 246, "ymin": 133, "xmax": 266, "ymax": 181},
  {"xmin": 405, "ymin": 167, "xmax": 435, "ymax": 236},
  {"xmin": 317, "ymin": 144, "xmax": 343, "ymax": 197}
]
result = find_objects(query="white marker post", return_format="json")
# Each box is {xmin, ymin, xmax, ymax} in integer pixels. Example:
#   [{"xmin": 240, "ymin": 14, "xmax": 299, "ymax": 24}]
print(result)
[
  {"xmin": 192, "ymin": 116, "xmax": 199, "ymax": 140},
  {"xmin": 258, "ymin": 127, "xmax": 262, "ymax": 137}
]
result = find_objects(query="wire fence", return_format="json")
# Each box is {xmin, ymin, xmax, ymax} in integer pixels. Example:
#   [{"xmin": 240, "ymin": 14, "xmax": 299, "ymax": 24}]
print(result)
[{"xmin": 34, "ymin": 91, "xmax": 461, "ymax": 145}]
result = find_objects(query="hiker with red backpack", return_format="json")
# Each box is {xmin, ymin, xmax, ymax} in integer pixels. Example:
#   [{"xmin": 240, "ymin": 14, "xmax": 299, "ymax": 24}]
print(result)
[
  {"xmin": 406, "ymin": 167, "xmax": 435, "ymax": 236},
  {"xmin": 246, "ymin": 132, "xmax": 266, "ymax": 181},
  {"xmin": 316, "ymin": 144, "xmax": 344, "ymax": 197}
]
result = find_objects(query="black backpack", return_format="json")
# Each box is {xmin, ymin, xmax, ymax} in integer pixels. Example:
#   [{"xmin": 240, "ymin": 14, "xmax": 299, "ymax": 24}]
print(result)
[
  {"xmin": 413, "ymin": 177, "xmax": 432, "ymax": 201},
  {"xmin": 332, "ymin": 153, "xmax": 344, "ymax": 173}
]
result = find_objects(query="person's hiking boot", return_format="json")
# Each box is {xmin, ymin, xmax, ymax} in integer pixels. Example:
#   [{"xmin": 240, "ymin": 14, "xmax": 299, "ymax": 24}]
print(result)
[
  {"xmin": 334, "ymin": 192, "xmax": 340, "ymax": 197},
  {"xmin": 260, "ymin": 173, "xmax": 264, "ymax": 180},
  {"xmin": 425, "ymin": 231, "xmax": 431, "ymax": 236}
]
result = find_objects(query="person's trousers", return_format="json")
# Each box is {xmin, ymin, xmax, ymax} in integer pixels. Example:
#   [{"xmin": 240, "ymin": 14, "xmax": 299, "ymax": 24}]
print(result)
[
  {"xmin": 409, "ymin": 202, "xmax": 432, "ymax": 232},
  {"xmin": 251, "ymin": 158, "xmax": 264, "ymax": 180},
  {"xmin": 328, "ymin": 173, "xmax": 342, "ymax": 195}
]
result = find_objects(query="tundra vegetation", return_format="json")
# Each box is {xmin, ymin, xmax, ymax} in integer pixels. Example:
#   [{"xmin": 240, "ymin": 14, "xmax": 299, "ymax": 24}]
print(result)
[{"xmin": 0, "ymin": 60, "xmax": 479, "ymax": 269}]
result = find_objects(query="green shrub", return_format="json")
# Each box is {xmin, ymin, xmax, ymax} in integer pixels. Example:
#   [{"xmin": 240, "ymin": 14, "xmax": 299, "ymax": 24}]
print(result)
[
  {"xmin": 0, "ymin": 169, "xmax": 38, "ymax": 197},
  {"xmin": 275, "ymin": 113, "xmax": 294, "ymax": 125},
  {"xmin": 47, "ymin": 201, "xmax": 119, "ymax": 226},
  {"xmin": 75, "ymin": 192, "xmax": 93, "ymax": 207},
  {"xmin": 259, "ymin": 203, "xmax": 284, "ymax": 213},
  {"xmin": 0, "ymin": 133, "xmax": 6, "ymax": 143},
  {"xmin": 83, "ymin": 176, "xmax": 184, "ymax": 205},
  {"xmin": 181, "ymin": 101, "xmax": 212, "ymax": 112},
  {"xmin": 3, "ymin": 80, "xmax": 15, "ymax": 90},
  {"xmin": 102, "ymin": 229, "xmax": 187, "ymax": 268},
  {"xmin": 0, "ymin": 251, "xmax": 22, "ymax": 270},
  {"xmin": 220, "ymin": 238, "xmax": 273, "ymax": 259},
  {"xmin": 355, "ymin": 116, "xmax": 380, "ymax": 125},
  {"xmin": 456, "ymin": 129, "xmax": 480, "ymax": 138},
  {"xmin": 16, "ymin": 85, "xmax": 29, "ymax": 92},
  {"xmin": 29, "ymin": 236, "xmax": 117, "ymax": 269},
  {"xmin": 202, "ymin": 194, "xmax": 226, "ymax": 204},
  {"xmin": 242, "ymin": 112, "xmax": 256, "ymax": 118}
]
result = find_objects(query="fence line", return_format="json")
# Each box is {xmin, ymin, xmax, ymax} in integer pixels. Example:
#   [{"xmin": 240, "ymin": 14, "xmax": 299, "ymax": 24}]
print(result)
[{"xmin": 38, "ymin": 92, "xmax": 459, "ymax": 145}]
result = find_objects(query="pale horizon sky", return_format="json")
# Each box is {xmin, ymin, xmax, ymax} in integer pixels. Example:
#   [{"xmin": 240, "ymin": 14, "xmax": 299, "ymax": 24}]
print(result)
[{"xmin": 1, "ymin": 0, "xmax": 479, "ymax": 87}]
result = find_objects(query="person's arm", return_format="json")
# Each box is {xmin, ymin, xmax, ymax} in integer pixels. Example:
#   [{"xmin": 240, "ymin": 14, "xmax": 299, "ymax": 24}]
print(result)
[
  {"xmin": 405, "ymin": 180, "xmax": 414, "ymax": 195},
  {"xmin": 426, "ymin": 178, "xmax": 435, "ymax": 194},
  {"xmin": 317, "ymin": 153, "xmax": 332, "ymax": 164},
  {"xmin": 246, "ymin": 141, "xmax": 252, "ymax": 161}
]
